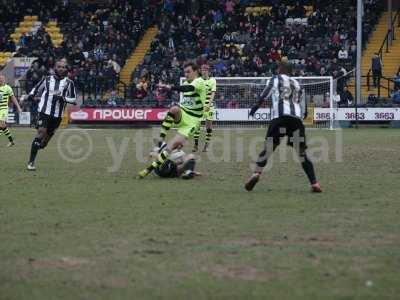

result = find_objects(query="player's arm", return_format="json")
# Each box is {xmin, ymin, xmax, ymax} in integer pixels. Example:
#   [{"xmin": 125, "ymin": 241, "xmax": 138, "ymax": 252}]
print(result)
[
  {"xmin": 10, "ymin": 95, "xmax": 22, "ymax": 114},
  {"xmin": 6, "ymin": 86, "xmax": 22, "ymax": 113},
  {"xmin": 25, "ymin": 77, "xmax": 46, "ymax": 101},
  {"xmin": 249, "ymin": 78, "xmax": 274, "ymax": 116},
  {"xmin": 158, "ymin": 83, "xmax": 195, "ymax": 92},
  {"xmin": 63, "ymin": 80, "xmax": 77, "ymax": 105},
  {"xmin": 205, "ymin": 79, "xmax": 216, "ymax": 112},
  {"xmin": 291, "ymin": 78, "xmax": 306, "ymax": 118}
]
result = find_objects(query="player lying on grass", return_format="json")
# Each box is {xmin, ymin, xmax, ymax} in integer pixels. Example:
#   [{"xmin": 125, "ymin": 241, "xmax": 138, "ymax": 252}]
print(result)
[
  {"xmin": 23, "ymin": 59, "xmax": 77, "ymax": 171},
  {"xmin": 0, "ymin": 75, "xmax": 22, "ymax": 147},
  {"xmin": 192, "ymin": 63, "xmax": 216, "ymax": 152},
  {"xmin": 149, "ymin": 147, "xmax": 201, "ymax": 179},
  {"xmin": 245, "ymin": 61, "xmax": 321, "ymax": 193},
  {"xmin": 138, "ymin": 62, "xmax": 206, "ymax": 178}
]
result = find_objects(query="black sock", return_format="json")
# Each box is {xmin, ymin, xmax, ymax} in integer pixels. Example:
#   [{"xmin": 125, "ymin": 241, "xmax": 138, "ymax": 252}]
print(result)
[
  {"xmin": 29, "ymin": 138, "xmax": 41, "ymax": 164},
  {"xmin": 301, "ymin": 155, "xmax": 317, "ymax": 184},
  {"xmin": 205, "ymin": 128, "xmax": 212, "ymax": 144},
  {"xmin": 1, "ymin": 127, "xmax": 13, "ymax": 142},
  {"xmin": 160, "ymin": 112, "xmax": 175, "ymax": 139},
  {"xmin": 185, "ymin": 159, "xmax": 196, "ymax": 172}
]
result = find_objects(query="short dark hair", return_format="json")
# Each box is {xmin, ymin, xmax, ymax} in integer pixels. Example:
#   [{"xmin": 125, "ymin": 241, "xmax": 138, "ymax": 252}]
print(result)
[
  {"xmin": 56, "ymin": 57, "xmax": 68, "ymax": 65},
  {"xmin": 278, "ymin": 61, "xmax": 293, "ymax": 75},
  {"xmin": 184, "ymin": 62, "xmax": 199, "ymax": 72}
]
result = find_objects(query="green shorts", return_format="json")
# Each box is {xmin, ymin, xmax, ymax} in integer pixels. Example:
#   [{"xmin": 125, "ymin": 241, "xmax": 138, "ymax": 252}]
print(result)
[
  {"xmin": 176, "ymin": 109, "xmax": 201, "ymax": 138},
  {"xmin": 0, "ymin": 109, "xmax": 8, "ymax": 122}
]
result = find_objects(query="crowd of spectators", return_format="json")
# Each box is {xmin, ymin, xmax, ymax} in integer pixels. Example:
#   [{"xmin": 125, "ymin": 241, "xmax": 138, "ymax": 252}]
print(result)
[
  {"xmin": 2, "ymin": 0, "xmax": 397, "ymax": 108},
  {"xmin": 132, "ymin": 0, "xmax": 383, "ymax": 107},
  {"xmin": 0, "ymin": 0, "xmax": 25, "ymax": 52},
  {"xmin": 14, "ymin": 0, "xmax": 159, "ymax": 101}
]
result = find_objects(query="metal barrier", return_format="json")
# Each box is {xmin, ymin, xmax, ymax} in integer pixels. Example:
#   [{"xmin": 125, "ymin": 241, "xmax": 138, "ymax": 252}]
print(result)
[{"xmin": 366, "ymin": 9, "xmax": 400, "ymax": 96}]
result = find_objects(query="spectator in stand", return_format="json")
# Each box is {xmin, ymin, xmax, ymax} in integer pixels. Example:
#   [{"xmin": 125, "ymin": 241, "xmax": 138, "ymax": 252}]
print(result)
[
  {"xmin": 226, "ymin": 98, "xmax": 239, "ymax": 109},
  {"xmin": 371, "ymin": 53, "xmax": 383, "ymax": 88},
  {"xmin": 154, "ymin": 84, "xmax": 167, "ymax": 107},
  {"xmin": 321, "ymin": 95, "xmax": 330, "ymax": 108},
  {"xmin": 225, "ymin": 0, "xmax": 235, "ymax": 14},
  {"xmin": 70, "ymin": 48, "xmax": 86, "ymax": 67},
  {"xmin": 340, "ymin": 86, "xmax": 354, "ymax": 107},
  {"xmin": 107, "ymin": 91, "xmax": 118, "ymax": 107},
  {"xmin": 367, "ymin": 93, "xmax": 378, "ymax": 106},
  {"xmin": 394, "ymin": 67, "xmax": 400, "ymax": 90},
  {"xmin": 134, "ymin": 74, "xmax": 149, "ymax": 100},
  {"xmin": 338, "ymin": 47, "xmax": 348, "ymax": 60},
  {"xmin": 392, "ymin": 88, "xmax": 400, "ymax": 104}
]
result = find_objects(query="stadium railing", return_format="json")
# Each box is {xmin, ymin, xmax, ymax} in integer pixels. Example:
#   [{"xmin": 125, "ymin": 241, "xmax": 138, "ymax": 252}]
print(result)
[{"xmin": 366, "ymin": 9, "xmax": 400, "ymax": 96}]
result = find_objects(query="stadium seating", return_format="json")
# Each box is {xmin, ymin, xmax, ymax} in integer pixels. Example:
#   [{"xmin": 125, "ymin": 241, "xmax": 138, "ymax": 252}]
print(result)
[
  {"xmin": 44, "ymin": 21, "xmax": 63, "ymax": 48},
  {"xmin": 127, "ymin": 0, "xmax": 382, "ymax": 107}
]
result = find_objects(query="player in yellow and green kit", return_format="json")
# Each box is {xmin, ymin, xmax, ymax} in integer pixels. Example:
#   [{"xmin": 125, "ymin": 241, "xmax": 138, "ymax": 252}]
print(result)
[
  {"xmin": 138, "ymin": 62, "xmax": 206, "ymax": 179},
  {"xmin": 193, "ymin": 63, "xmax": 217, "ymax": 152},
  {"xmin": 0, "ymin": 75, "xmax": 22, "ymax": 147}
]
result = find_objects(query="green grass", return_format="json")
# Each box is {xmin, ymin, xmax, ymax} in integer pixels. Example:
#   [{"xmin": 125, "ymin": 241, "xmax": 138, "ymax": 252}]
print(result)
[{"xmin": 0, "ymin": 127, "xmax": 399, "ymax": 300}]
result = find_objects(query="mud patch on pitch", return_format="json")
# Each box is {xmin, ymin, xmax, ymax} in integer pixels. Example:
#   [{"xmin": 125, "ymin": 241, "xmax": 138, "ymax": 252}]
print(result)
[
  {"xmin": 26, "ymin": 256, "xmax": 93, "ymax": 269},
  {"xmin": 201, "ymin": 264, "xmax": 274, "ymax": 282}
]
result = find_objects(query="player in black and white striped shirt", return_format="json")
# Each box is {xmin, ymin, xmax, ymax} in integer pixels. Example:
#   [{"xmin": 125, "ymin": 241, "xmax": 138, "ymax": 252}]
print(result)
[
  {"xmin": 245, "ymin": 61, "xmax": 321, "ymax": 192},
  {"xmin": 24, "ymin": 59, "xmax": 76, "ymax": 170}
]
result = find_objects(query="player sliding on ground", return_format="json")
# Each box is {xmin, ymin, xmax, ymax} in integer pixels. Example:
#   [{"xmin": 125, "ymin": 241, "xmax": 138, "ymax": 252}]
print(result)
[
  {"xmin": 149, "ymin": 147, "xmax": 201, "ymax": 179},
  {"xmin": 0, "ymin": 75, "xmax": 22, "ymax": 147},
  {"xmin": 24, "ymin": 59, "xmax": 77, "ymax": 171},
  {"xmin": 138, "ymin": 62, "xmax": 206, "ymax": 178},
  {"xmin": 192, "ymin": 63, "xmax": 216, "ymax": 152},
  {"xmin": 245, "ymin": 61, "xmax": 321, "ymax": 193}
]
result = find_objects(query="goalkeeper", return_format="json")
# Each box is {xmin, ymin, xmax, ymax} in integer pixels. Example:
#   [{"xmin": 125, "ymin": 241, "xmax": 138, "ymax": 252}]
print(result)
[{"xmin": 138, "ymin": 62, "xmax": 206, "ymax": 178}]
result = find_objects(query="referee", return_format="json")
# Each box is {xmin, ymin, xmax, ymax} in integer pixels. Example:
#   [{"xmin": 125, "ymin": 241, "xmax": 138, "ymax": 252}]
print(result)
[{"xmin": 24, "ymin": 59, "xmax": 77, "ymax": 170}]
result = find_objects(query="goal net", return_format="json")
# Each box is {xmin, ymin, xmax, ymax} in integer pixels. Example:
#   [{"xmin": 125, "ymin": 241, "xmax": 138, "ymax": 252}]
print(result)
[{"xmin": 180, "ymin": 76, "xmax": 338, "ymax": 129}]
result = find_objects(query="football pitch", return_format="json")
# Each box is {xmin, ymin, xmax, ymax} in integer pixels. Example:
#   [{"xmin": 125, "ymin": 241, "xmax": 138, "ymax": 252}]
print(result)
[{"xmin": 1, "ymin": 127, "xmax": 399, "ymax": 300}]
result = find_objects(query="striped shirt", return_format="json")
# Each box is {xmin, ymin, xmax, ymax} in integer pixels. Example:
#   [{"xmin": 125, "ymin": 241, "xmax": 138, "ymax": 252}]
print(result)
[
  {"xmin": 0, "ymin": 84, "xmax": 14, "ymax": 111},
  {"xmin": 260, "ymin": 75, "xmax": 302, "ymax": 120},
  {"xmin": 180, "ymin": 77, "xmax": 207, "ymax": 118},
  {"xmin": 29, "ymin": 75, "xmax": 76, "ymax": 118}
]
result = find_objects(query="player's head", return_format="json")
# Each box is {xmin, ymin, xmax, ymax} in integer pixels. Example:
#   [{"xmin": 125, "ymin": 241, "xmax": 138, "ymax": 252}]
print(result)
[
  {"xmin": 55, "ymin": 59, "xmax": 68, "ymax": 78},
  {"xmin": 0, "ymin": 75, "xmax": 5, "ymax": 85},
  {"xmin": 201, "ymin": 63, "xmax": 210, "ymax": 78},
  {"xmin": 277, "ymin": 61, "xmax": 293, "ymax": 75},
  {"xmin": 184, "ymin": 62, "xmax": 199, "ymax": 81}
]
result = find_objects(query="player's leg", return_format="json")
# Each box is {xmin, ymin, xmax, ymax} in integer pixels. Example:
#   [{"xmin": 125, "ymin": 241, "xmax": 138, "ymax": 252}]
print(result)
[
  {"xmin": 159, "ymin": 105, "xmax": 181, "ymax": 142},
  {"xmin": 139, "ymin": 133, "xmax": 187, "ymax": 178},
  {"xmin": 288, "ymin": 119, "xmax": 321, "ymax": 192},
  {"xmin": 178, "ymin": 153, "xmax": 199, "ymax": 179},
  {"xmin": 0, "ymin": 110, "xmax": 14, "ymax": 147},
  {"xmin": 27, "ymin": 115, "xmax": 60, "ymax": 170},
  {"xmin": 245, "ymin": 119, "xmax": 282, "ymax": 191},
  {"xmin": 28, "ymin": 127, "xmax": 49, "ymax": 170},
  {"xmin": 139, "ymin": 111, "xmax": 197, "ymax": 178},
  {"xmin": 202, "ymin": 117, "xmax": 213, "ymax": 152},
  {"xmin": 192, "ymin": 122, "xmax": 200, "ymax": 152}
]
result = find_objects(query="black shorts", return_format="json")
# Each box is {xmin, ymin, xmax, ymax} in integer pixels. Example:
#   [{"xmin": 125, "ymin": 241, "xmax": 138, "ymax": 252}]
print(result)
[
  {"xmin": 266, "ymin": 116, "xmax": 307, "ymax": 150},
  {"xmin": 155, "ymin": 160, "xmax": 179, "ymax": 178},
  {"xmin": 36, "ymin": 113, "xmax": 62, "ymax": 136}
]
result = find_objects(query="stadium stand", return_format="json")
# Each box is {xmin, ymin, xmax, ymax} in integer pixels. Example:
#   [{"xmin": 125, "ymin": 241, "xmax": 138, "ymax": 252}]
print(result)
[
  {"xmin": 2, "ymin": 0, "xmax": 397, "ymax": 110},
  {"xmin": 5, "ymin": 0, "xmax": 159, "ymax": 102},
  {"xmin": 128, "ymin": 0, "xmax": 383, "ymax": 108}
]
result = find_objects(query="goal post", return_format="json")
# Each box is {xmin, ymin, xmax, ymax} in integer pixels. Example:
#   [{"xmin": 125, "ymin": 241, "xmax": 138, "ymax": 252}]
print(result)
[{"xmin": 180, "ymin": 76, "xmax": 338, "ymax": 129}]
